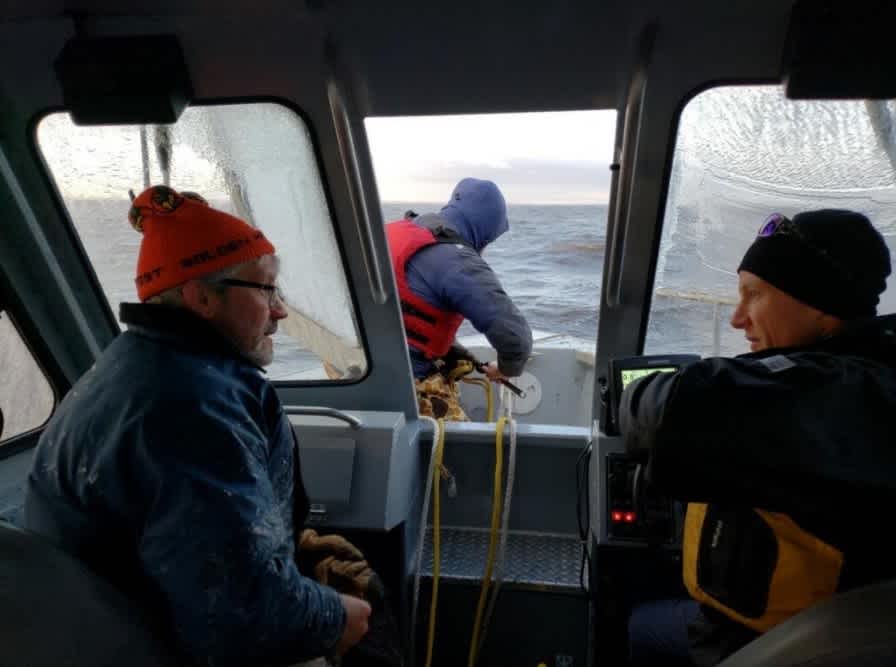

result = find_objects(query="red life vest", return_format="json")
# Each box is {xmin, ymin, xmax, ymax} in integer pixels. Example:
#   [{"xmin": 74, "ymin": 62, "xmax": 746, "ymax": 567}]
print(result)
[{"xmin": 386, "ymin": 219, "xmax": 464, "ymax": 359}]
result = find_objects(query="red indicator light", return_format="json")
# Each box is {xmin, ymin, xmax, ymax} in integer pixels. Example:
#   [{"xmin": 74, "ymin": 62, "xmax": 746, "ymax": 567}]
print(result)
[
  {"xmin": 611, "ymin": 511, "xmax": 623, "ymax": 522},
  {"xmin": 624, "ymin": 512, "xmax": 636, "ymax": 523}
]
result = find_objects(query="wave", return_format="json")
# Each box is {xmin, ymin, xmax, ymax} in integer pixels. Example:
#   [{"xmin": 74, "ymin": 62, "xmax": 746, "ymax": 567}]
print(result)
[{"xmin": 550, "ymin": 240, "xmax": 606, "ymax": 254}]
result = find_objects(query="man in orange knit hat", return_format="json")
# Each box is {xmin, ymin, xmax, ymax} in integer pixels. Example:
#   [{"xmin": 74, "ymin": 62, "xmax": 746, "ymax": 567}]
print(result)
[{"xmin": 24, "ymin": 186, "xmax": 370, "ymax": 666}]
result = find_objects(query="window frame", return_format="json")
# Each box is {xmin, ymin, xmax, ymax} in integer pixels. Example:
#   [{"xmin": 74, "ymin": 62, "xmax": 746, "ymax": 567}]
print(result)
[{"xmin": 0, "ymin": 291, "xmax": 60, "ymax": 457}]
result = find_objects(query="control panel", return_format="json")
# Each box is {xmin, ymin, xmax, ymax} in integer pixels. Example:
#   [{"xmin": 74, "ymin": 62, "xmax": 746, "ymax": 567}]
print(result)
[{"xmin": 605, "ymin": 453, "xmax": 678, "ymax": 544}]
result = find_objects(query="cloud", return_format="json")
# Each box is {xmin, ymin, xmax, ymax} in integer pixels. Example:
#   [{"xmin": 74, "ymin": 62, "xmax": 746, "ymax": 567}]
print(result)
[
  {"xmin": 366, "ymin": 110, "xmax": 617, "ymax": 204},
  {"xmin": 383, "ymin": 158, "xmax": 612, "ymax": 204}
]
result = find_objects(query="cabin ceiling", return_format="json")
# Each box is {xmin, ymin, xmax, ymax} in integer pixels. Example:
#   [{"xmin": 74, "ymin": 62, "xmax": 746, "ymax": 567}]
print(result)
[{"xmin": 0, "ymin": 0, "xmax": 796, "ymax": 116}]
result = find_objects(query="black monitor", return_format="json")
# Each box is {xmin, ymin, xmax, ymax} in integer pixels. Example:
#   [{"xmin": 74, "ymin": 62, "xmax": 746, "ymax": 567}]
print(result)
[{"xmin": 601, "ymin": 354, "xmax": 700, "ymax": 436}]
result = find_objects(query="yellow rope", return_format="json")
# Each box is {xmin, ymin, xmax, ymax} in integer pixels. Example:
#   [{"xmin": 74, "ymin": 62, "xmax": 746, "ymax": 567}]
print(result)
[
  {"xmin": 424, "ymin": 362, "xmax": 497, "ymax": 666},
  {"xmin": 468, "ymin": 415, "xmax": 506, "ymax": 667},
  {"xmin": 448, "ymin": 359, "xmax": 475, "ymax": 383},
  {"xmin": 449, "ymin": 358, "xmax": 494, "ymax": 422},
  {"xmin": 424, "ymin": 418, "xmax": 446, "ymax": 667}
]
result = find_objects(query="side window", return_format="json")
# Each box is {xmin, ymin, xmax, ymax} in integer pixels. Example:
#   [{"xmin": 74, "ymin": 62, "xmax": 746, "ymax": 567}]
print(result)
[
  {"xmin": 0, "ymin": 311, "xmax": 55, "ymax": 444},
  {"xmin": 646, "ymin": 85, "xmax": 896, "ymax": 357},
  {"xmin": 36, "ymin": 103, "xmax": 367, "ymax": 382}
]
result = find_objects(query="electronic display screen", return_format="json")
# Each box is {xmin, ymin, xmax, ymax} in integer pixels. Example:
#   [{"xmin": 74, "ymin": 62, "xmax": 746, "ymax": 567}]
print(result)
[
  {"xmin": 619, "ymin": 366, "xmax": 678, "ymax": 389},
  {"xmin": 604, "ymin": 355, "xmax": 699, "ymax": 436}
]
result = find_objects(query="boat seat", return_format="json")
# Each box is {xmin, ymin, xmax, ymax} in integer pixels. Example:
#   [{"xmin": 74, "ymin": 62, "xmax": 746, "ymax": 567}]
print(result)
[
  {"xmin": 720, "ymin": 578, "xmax": 896, "ymax": 666},
  {"xmin": 0, "ymin": 520, "xmax": 183, "ymax": 666}
]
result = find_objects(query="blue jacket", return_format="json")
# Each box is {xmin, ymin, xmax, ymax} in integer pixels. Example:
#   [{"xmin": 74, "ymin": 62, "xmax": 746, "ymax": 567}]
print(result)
[
  {"xmin": 25, "ymin": 304, "xmax": 345, "ymax": 666},
  {"xmin": 406, "ymin": 178, "xmax": 532, "ymax": 377}
]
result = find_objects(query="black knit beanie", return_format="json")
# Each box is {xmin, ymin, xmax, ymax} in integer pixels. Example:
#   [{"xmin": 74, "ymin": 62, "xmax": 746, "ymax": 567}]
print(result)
[{"xmin": 737, "ymin": 209, "xmax": 891, "ymax": 319}]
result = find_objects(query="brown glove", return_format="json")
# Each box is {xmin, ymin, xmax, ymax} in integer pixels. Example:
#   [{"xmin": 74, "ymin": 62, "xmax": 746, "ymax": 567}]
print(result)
[
  {"xmin": 297, "ymin": 530, "xmax": 385, "ymax": 606},
  {"xmin": 314, "ymin": 555, "xmax": 376, "ymax": 599},
  {"xmin": 297, "ymin": 529, "xmax": 364, "ymax": 562}
]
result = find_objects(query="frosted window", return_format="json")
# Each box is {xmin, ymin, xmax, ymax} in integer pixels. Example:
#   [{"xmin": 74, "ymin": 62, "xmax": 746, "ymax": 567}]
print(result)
[
  {"xmin": 0, "ymin": 312, "xmax": 54, "ymax": 443},
  {"xmin": 647, "ymin": 86, "xmax": 896, "ymax": 358},
  {"xmin": 37, "ymin": 103, "xmax": 366, "ymax": 381}
]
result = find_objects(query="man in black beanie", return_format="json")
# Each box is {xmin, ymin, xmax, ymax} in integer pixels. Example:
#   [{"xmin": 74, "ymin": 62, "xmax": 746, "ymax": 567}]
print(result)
[
  {"xmin": 735, "ymin": 209, "xmax": 891, "ymax": 347},
  {"xmin": 621, "ymin": 209, "xmax": 896, "ymax": 666}
]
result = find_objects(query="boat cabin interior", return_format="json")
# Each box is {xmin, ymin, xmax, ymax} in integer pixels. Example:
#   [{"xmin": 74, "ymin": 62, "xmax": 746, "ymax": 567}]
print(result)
[{"xmin": 2, "ymin": 0, "xmax": 896, "ymax": 665}]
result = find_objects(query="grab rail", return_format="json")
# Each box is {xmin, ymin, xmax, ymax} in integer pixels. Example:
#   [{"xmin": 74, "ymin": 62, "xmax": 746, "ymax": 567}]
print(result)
[
  {"xmin": 653, "ymin": 287, "xmax": 737, "ymax": 356},
  {"xmin": 283, "ymin": 405, "xmax": 363, "ymax": 429},
  {"xmin": 605, "ymin": 25, "xmax": 654, "ymax": 308}
]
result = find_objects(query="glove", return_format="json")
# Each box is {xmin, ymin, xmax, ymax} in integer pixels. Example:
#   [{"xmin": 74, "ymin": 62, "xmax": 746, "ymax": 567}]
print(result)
[
  {"xmin": 435, "ymin": 343, "xmax": 477, "ymax": 378},
  {"xmin": 314, "ymin": 556, "xmax": 376, "ymax": 599},
  {"xmin": 297, "ymin": 530, "xmax": 385, "ymax": 607},
  {"xmin": 298, "ymin": 529, "xmax": 364, "ymax": 562}
]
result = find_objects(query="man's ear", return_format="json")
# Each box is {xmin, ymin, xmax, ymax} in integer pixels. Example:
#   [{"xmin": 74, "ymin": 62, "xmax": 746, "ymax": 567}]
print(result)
[
  {"xmin": 818, "ymin": 312, "xmax": 844, "ymax": 339},
  {"xmin": 180, "ymin": 280, "xmax": 220, "ymax": 319}
]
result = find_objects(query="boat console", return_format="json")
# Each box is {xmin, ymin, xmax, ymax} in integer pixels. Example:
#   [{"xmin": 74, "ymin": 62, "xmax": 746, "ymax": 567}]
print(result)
[{"xmin": 594, "ymin": 354, "xmax": 698, "ymax": 545}]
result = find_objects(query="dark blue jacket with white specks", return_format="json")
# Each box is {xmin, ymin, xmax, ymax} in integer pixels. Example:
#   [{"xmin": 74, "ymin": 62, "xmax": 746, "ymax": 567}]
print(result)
[{"xmin": 25, "ymin": 303, "xmax": 345, "ymax": 666}]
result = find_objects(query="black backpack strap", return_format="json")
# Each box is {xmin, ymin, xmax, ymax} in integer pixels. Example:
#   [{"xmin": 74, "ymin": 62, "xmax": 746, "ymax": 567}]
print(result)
[{"xmin": 414, "ymin": 213, "xmax": 476, "ymax": 251}]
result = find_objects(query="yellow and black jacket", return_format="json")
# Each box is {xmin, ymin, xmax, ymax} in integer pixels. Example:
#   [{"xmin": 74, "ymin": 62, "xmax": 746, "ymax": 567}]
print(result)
[
  {"xmin": 682, "ymin": 503, "xmax": 843, "ymax": 632},
  {"xmin": 619, "ymin": 314, "xmax": 896, "ymax": 657}
]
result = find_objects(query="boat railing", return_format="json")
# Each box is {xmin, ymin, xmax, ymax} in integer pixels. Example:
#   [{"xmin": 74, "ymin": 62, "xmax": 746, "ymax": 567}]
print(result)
[{"xmin": 654, "ymin": 287, "xmax": 738, "ymax": 356}]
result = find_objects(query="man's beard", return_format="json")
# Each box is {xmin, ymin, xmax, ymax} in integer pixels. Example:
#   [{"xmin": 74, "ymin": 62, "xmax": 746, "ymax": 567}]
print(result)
[{"xmin": 247, "ymin": 337, "xmax": 274, "ymax": 366}]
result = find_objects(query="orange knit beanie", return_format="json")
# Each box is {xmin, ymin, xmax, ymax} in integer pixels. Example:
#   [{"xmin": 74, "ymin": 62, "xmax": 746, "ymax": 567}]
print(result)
[{"xmin": 128, "ymin": 185, "xmax": 276, "ymax": 302}]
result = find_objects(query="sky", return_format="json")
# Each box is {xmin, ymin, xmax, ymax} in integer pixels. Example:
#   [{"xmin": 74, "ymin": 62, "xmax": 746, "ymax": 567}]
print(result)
[
  {"xmin": 37, "ymin": 108, "xmax": 618, "ymax": 205},
  {"xmin": 365, "ymin": 111, "xmax": 617, "ymax": 204}
]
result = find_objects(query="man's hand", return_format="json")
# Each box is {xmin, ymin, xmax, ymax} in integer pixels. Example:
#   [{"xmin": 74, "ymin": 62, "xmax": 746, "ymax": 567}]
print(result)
[
  {"xmin": 481, "ymin": 361, "xmax": 507, "ymax": 383},
  {"xmin": 335, "ymin": 594, "xmax": 371, "ymax": 655}
]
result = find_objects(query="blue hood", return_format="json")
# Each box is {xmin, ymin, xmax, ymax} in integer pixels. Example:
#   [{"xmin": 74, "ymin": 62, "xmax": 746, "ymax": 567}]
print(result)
[{"xmin": 439, "ymin": 178, "xmax": 508, "ymax": 252}]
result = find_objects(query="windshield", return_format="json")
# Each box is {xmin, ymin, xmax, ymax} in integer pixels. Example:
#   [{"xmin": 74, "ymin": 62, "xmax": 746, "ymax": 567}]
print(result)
[{"xmin": 366, "ymin": 111, "xmax": 617, "ymax": 348}]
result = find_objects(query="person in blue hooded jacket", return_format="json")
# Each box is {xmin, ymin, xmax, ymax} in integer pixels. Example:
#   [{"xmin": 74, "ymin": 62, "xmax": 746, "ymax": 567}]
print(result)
[
  {"xmin": 386, "ymin": 178, "xmax": 533, "ymax": 420},
  {"xmin": 25, "ymin": 186, "xmax": 371, "ymax": 666}
]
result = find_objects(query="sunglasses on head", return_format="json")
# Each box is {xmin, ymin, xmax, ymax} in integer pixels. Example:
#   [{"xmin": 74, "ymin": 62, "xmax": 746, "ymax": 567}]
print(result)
[
  {"xmin": 756, "ymin": 212, "xmax": 855, "ymax": 282},
  {"xmin": 757, "ymin": 212, "xmax": 791, "ymax": 238}
]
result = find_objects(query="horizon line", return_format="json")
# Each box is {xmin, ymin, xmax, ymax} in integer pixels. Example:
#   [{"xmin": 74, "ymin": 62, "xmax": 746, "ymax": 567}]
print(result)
[
  {"xmin": 382, "ymin": 199, "xmax": 609, "ymax": 206},
  {"xmin": 57, "ymin": 195, "xmax": 609, "ymax": 206}
]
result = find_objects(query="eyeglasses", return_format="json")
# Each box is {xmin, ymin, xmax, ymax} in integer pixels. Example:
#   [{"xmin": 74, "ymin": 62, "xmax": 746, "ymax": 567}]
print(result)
[
  {"xmin": 757, "ymin": 213, "xmax": 855, "ymax": 282},
  {"xmin": 216, "ymin": 278, "xmax": 284, "ymax": 307}
]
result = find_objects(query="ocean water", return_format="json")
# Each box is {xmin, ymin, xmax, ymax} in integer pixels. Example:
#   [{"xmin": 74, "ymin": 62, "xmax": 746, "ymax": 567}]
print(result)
[
  {"xmin": 37, "ymin": 89, "xmax": 896, "ymax": 379},
  {"xmin": 32, "ymin": 193, "xmax": 896, "ymax": 387},
  {"xmin": 380, "ymin": 203, "xmax": 750, "ymax": 363},
  {"xmin": 61, "ymin": 198, "xmax": 750, "ymax": 380},
  {"xmin": 1, "ymin": 200, "xmax": 614, "ymax": 439}
]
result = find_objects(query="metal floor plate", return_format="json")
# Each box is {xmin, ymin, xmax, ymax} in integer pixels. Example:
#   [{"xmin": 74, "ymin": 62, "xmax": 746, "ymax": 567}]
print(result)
[{"xmin": 421, "ymin": 527, "xmax": 584, "ymax": 590}]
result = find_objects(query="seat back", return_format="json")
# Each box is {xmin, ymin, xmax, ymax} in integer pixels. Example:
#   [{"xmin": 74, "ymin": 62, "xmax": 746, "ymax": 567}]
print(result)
[
  {"xmin": 720, "ymin": 579, "xmax": 896, "ymax": 666},
  {"xmin": 0, "ymin": 521, "xmax": 183, "ymax": 667}
]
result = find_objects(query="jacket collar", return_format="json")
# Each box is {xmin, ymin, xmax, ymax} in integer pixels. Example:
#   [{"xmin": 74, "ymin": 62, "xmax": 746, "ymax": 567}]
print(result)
[
  {"xmin": 807, "ymin": 313, "xmax": 896, "ymax": 353},
  {"xmin": 118, "ymin": 302, "xmax": 265, "ymax": 372}
]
